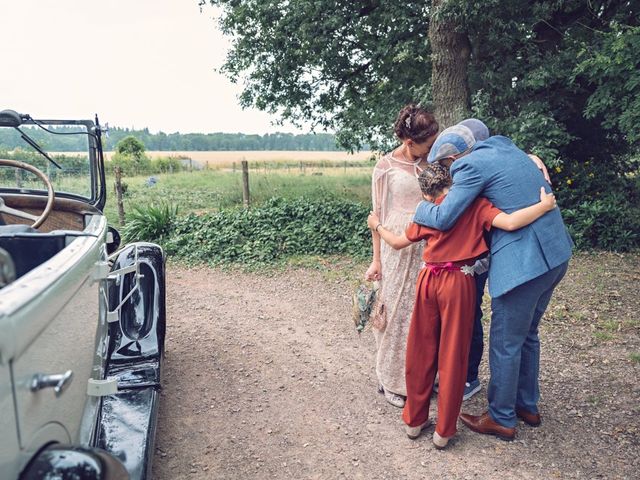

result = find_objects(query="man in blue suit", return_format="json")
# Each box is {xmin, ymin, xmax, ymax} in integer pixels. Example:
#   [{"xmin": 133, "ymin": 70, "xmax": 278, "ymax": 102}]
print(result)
[{"xmin": 413, "ymin": 124, "xmax": 573, "ymax": 440}]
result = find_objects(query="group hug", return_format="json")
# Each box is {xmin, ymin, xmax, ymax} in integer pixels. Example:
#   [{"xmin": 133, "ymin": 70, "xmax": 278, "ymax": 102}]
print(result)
[{"xmin": 364, "ymin": 104, "xmax": 573, "ymax": 449}]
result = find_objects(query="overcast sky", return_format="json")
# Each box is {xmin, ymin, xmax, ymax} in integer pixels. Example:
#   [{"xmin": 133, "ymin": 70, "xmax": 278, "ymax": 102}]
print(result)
[{"xmin": 0, "ymin": 0, "xmax": 306, "ymax": 135}]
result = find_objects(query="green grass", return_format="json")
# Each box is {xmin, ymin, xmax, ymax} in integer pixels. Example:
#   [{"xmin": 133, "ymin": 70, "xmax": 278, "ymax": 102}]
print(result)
[
  {"xmin": 593, "ymin": 331, "xmax": 614, "ymax": 341},
  {"xmin": 103, "ymin": 169, "xmax": 372, "ymax": 226},
  {"xmin": 600, "ymin": 320, "xmax": 619, "ymax": 332},
  {"xmin": 629, "ymin": 352, "xmax": 640, "ymax": 363}
]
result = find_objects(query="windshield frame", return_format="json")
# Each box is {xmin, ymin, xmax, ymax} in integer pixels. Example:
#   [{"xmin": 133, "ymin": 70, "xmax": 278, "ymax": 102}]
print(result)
[{"xmin": 0, "ymin": 117, "xmax": 106, "ymax": 211}]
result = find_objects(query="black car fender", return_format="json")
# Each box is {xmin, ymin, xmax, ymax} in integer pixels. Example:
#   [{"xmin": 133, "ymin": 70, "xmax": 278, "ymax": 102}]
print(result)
[
  {"xmin": 106, "ymin": 242, "xmax": 166, "ymax": 365},
  {"xmin": 93, "ymin": 242, "xmax": 166, "ymax": 480}
]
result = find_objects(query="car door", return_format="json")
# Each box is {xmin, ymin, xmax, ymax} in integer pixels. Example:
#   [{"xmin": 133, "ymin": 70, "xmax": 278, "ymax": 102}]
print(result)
[
  {"xmin": 0, "ymin": 360, "xmax": 20, "ymax": 477},
  {"xmin": 2, "ymin": 216, "xmax": 108, "ymax": 468}
]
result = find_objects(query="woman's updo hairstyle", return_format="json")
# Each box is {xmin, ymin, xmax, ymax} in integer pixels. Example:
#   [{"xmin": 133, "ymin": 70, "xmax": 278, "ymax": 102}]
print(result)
[
  {"xmin": 418, "ymin": 163, "xmax": 452, "ymax": 198},
  {"xmin": 394, "ymin": 103, "xmax": 439, "ymax": 143}
]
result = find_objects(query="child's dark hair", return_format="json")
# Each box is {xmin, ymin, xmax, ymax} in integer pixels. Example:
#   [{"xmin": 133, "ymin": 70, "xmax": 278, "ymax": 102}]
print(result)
[
  {"xmin": 418, "ymin": 163, "xmax": 452, "ymax": 198},
  {"xmin": 393, "ymin": 104, "xmax": 439, "ymax": 143}
]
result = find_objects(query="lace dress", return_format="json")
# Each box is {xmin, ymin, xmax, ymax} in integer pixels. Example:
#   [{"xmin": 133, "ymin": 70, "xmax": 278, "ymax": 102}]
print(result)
[{"xmin": 371, "ymin": 153, "xmax": 425, "ymax": 396}]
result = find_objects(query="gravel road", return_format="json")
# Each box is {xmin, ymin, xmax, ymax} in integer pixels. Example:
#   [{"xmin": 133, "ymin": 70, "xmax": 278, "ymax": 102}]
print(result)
[{"xmin": 153, "ymin": 256, "xmax": 640, "ymax": 479}]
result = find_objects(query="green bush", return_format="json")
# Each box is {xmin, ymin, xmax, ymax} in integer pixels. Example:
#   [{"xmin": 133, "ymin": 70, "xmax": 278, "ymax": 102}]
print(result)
[
  {"xmin": 563, "ymin": 193, "xmax": 640, "ymax": 251},
  {"xmin": 110, "ymin": 152, "xmax": 152, "ymax": 176},
  {"xmin": 163, "ymin": 197, "xmax": 371, "ymax": 265},
  {"xmin": 0, "ymin": 149, "xmax": 89, "ymax": 180},
  {"xmin": 151, "ymin": 156, "xmax": 184, "ymax": 173},
  {"xmin": 550, "ymin": 156, "xmax": 640, "ymax": 251},
  {"xmin": 121, "ymin": 202, "xmax": 179, "ymax": 243}
]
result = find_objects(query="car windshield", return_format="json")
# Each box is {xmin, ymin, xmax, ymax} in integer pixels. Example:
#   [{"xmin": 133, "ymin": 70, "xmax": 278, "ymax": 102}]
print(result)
[{"xmin": 0, "ymin": 123, "xmax": 92, "ymax": 199}]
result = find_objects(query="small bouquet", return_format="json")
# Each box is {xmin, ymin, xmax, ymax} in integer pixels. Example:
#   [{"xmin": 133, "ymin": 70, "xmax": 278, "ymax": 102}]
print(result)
[{"xmin": 352, "ymin": 281, "xmax": 381, "ymax": 333}]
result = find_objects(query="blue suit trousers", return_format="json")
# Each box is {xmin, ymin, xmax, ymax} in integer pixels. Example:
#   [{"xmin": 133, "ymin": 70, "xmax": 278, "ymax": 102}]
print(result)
[
  {"xmin": 487, "ymin": 261, "xmax": 569, "ymax": 427},
  {"xmin": 466, "ymin": 271, "xmax": 487, "ymax": 383}
]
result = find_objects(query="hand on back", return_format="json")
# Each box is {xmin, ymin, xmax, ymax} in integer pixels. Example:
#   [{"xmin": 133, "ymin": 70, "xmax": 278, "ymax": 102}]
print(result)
[{"xmin": 539, "ymin": 187, "xmax": 557, "ymax": 211}]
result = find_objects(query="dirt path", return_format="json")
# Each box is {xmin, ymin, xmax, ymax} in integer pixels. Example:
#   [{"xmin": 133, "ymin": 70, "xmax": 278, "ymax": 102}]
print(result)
[{"xmin": 153, "ymin": 255, "xmax": 639, "ymax": 479}]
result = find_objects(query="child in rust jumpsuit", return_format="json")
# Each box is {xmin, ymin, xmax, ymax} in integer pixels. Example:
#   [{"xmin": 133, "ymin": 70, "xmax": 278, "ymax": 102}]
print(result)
[{"xmin": 368, "ymin": 163, "xmax": 556, "ymax": 449}]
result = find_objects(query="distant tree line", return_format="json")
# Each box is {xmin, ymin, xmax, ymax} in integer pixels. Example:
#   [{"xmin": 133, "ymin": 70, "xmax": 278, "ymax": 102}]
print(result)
[
  {"xmin": 0, "ymin": 125, "xmax": 342, "ymax": 152},
  {"xmin": 103, "ymin": 127, "xmax": 341, "ymax": 151}
]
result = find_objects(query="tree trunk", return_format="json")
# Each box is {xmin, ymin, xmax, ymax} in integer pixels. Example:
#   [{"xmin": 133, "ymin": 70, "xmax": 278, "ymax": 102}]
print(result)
[{"xmin": 429, "ymin": 0, "xmax": 471, "ymax": 128}]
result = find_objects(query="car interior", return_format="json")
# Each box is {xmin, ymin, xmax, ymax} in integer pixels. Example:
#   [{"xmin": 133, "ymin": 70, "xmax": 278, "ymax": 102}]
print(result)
[{"xmin": 0, "ymin": 194, "xmax": 102, "ymax": 284}]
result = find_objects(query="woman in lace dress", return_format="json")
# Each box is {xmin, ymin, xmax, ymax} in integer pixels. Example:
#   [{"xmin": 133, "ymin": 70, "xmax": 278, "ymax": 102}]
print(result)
[{"xmin": 365, "ymin": 104, "xmax": 439, "ymax": 407}]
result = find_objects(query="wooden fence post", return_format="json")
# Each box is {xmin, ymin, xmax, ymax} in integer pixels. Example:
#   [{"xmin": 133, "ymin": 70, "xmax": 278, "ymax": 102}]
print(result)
[
  {"xmin": 241, "ymin": 159, "xmax": 250, "ymax": 208},
  {"xmin": 114, "ymin": 166, "xmax": 126, "ymax": 226}
]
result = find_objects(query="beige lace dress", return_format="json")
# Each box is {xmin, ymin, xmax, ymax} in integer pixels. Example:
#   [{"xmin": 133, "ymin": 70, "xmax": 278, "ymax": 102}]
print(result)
[{"xmin": 371, "ymin": 153, "xmax": 425, "ymax": 396}]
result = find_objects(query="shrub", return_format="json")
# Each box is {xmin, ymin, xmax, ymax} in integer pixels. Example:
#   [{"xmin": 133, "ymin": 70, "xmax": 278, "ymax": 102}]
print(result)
[
  {"xmin": 121, "ymin": 202, "xmax": 179, "ymax": 243},
  {"xmin": 163, "ymin": 197, "xmax": 371, "ymax": 265},
  {"xmin": 562, "ymin": 193, "xmax": 640, "ymax": 251},
  {"xmin": 111, "ymin": 152, "xmax": 152, "ymax": 176},
  {"xmin": 151, "ymin": 156, "xmax": 184, "ymax": 173},
  {"xmin": 551, "ymin": 156, "xmax": 640, "ymax": 251}
]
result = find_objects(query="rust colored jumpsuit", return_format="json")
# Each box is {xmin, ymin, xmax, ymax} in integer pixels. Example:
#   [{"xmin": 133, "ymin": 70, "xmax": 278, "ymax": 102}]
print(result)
[{"xmin": 402, "ymin": 196, "xmax": 501, "ymax": 438}]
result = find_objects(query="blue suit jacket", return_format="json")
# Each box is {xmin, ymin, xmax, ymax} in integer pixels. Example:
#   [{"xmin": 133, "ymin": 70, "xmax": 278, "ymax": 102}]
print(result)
[{"xmin": 413, "ymin": 136, "xmax": 573, "ymax": 298}]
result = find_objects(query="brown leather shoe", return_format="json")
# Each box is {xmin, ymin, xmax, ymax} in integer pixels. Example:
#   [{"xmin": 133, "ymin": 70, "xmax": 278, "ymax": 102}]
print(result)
[
  {"xmin": 516, "ymin": 408, "xmax": 542, "ymax": 427},
  {"xmin": 459, "ymin": 412, "xmax": 516, "ymax": 441}
]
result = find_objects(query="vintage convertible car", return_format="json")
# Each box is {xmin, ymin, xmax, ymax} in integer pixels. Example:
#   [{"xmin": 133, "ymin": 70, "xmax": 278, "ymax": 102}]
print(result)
[{"xmin": 0, "ymin": 110, "xmax": 166, "ymax": 479}]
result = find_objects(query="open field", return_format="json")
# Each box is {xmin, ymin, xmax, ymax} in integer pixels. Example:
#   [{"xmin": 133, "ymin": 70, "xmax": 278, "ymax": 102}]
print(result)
[
  {"xmin": 102, "ymin": 168, "xmax": 373, "ymax": 224},
  {"xmin": 101, "ymin": 150, "xmax": 378, "ymax": 166}
]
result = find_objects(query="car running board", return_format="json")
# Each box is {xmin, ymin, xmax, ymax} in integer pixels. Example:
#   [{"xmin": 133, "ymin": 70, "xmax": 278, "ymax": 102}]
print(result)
[{"xmin": 87, "ymin": 362, "xmax": 161, "ymax": 397}]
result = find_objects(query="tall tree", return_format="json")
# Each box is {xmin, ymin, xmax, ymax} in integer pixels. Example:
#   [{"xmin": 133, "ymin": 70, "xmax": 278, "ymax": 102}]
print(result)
[
  {"xmin": 428, "ymin": 0, "xmax": 471, "ymax": 127},
  {"xmin": 202, "ymin": 1, "xmax": 435, "ymax": 151},
  {"xmin": 204, "ymin": 0, "xmax": 639, "ymax": 165},
  {"xmin": 115, "ymin": 136, "xmax": 146, "ymax": 160}
]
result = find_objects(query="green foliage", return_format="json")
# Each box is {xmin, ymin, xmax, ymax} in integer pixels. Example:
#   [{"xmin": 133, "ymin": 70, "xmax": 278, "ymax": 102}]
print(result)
[
  {"xmin": 101, "ymin": 130, "xmax": 341, "ymax": 152},
  {"xmin": 546, "ymin": 152, "xmax": 640, "ymax": 251},
  {"xmin": 203, "ymin": 0, "xmax": 432, "ymax": 151},
  {"xmin": 121, "ymin": 202, "xmax": 179, "ymax": 243},
  {"xmin": 110, "ymin": 152, "xmax": 152, "ymax": 176},
  {"xmin": 471, "ymin": 94, "xmax": 573, "ymax": 167},
  {"xmin": 101, "ymin": 169, "xmax": 372, "ymax": 225},
  {"xmin": 574, "ymin": 25, "xmax": 640, "ymax": 145},
  {"xmin": 205, "ymin": 0, "xmax": 640, "ymax": 189},
  {"xmin": 163, "ymin": 197, "xmax": 371, "ymax": 265},
  {"xmin": 0, "ymin": 148, "xmax": 89, "ymax": 178},
  {"xmin": 111, "ymin": 136, "xmax": 151, "ymax": 175},
  {"xmin": 151, "ymin": 156, "xmax": 184, "ymax": 173},
  {"xmin": 0, "ymin": 125, "xmax": 90, "ymax": 152},
  {"xmin": 0, "ymin": 148, "xmax": 92, "ymax": 197},
  {"xmin": 115, "ymin": 136, "xmax": 146, "ymax": 158},
  {"xmin": 201, "ymin": 0, "xmax": 640, "ymax": 253},
  {"xmin": 563, "ymin": 194, "xmax": 640, "ymax": 252},
  {"xmin": 0, "ymin": 127, "xmax": 343, "ymax": 152}
]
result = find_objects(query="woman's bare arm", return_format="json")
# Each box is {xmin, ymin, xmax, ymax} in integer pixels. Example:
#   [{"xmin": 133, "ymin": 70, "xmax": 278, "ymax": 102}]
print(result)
[{"xmin": 368, "ymin": 212, "xmax": 413, "ymax": 250}]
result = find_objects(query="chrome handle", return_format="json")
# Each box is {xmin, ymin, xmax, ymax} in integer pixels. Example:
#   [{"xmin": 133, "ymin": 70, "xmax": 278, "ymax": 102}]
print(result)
[{"xmin": 30, "ymin": 370, "xmax": 74, "ymax": 397}]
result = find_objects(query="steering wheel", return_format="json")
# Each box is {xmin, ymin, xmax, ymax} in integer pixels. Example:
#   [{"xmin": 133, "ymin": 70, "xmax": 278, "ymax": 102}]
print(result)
[{"xmin": 0, "ymin": 159, "xmax": 55, "ymax": 229}]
